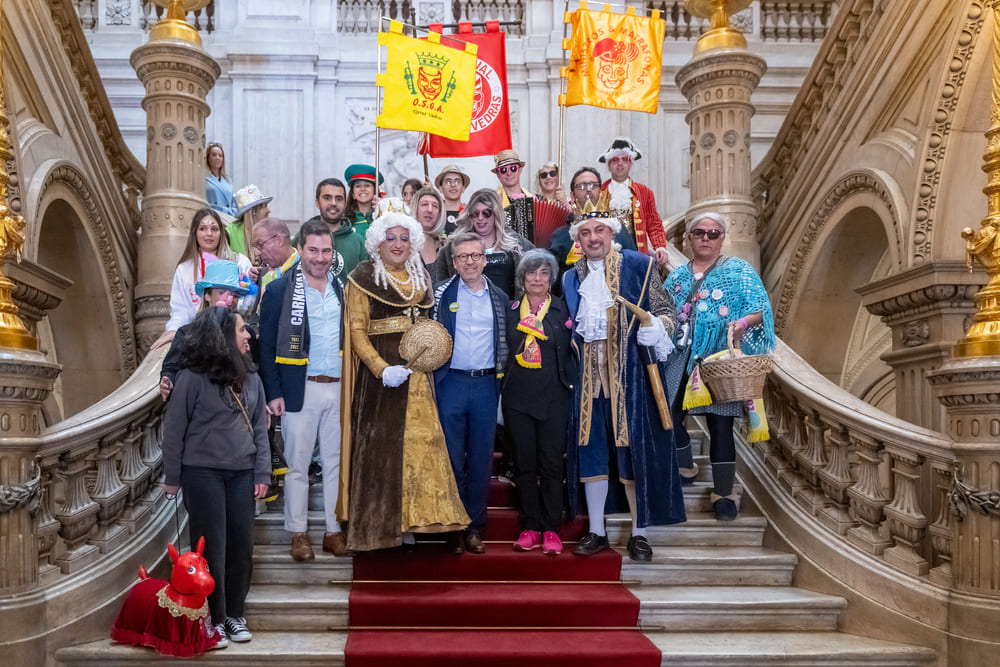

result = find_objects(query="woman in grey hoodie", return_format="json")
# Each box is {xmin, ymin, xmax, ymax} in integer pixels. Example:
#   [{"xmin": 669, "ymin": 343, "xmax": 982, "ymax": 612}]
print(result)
[{"xmin": 162, "ymin": 307, "xmax": 270, "ymax": 648}]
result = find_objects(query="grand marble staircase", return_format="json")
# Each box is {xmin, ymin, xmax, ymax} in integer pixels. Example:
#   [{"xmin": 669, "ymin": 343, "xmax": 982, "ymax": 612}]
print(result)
[{"xmin": 56, "ymin": 433, "xmax": 936, "ymax": 666}]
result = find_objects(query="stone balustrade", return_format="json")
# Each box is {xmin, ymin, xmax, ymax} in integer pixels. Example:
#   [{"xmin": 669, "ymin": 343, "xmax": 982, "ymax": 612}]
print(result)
[
  {"xmin": 72, "ymin": 1, "xmax": 215, "ymax": 33},
  {"xmin": 755, "ymin": 346, "xmax": 957, "ymax": 582},
  {"xmin": 31, "ymin": 348, "xmax": 167, "ymax": 583},
  {"xmin": 655, "ymin": 1, "xmax": 836, "ymax": 42},
  {"xmin": 336, "ymin": 1, "xmax": 524, "ymax": 34}
]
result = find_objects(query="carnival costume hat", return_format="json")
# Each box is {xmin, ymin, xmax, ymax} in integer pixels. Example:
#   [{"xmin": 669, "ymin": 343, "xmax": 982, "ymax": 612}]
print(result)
[
  {"xmin": 492, "ymin": 149, "xmax": 525, "ymax": 173},
  {"xmin": 345, "ymin": 163, "xmax": 385, "ymax": 186},
  {"xmin": 434, "ymin": 164, "xmax": 471, "ymax": 189},
  {"xmin": 233, "ymin": 184, "xmax": 273, "ymax": 217},
  {"xmin": 194, "ymin": 260, "xmax": 251, "ymax": 297},
  {"xmin": 598, "ymin": 137, "xmax": 642, "ymax": 163},
  {"xmin": 569, "ymin": 199, "xmax": 622, "ymax": 241},
  {"xmin": 365, "ymin": 197, "xmax": 429, "ymax": 293}
]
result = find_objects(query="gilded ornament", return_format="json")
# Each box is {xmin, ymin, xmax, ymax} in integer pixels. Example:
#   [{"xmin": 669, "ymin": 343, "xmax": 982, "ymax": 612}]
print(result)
[
  {"xmin": 684, "ymin": 0, "xmax": 752, "ymax": 54},
  {"xmin": 148, "ymin": 0, "xmax": 211, "ymax": 46}
]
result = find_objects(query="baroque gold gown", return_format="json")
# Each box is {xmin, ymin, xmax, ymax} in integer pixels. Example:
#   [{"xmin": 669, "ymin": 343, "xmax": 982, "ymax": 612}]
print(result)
[{"xmin": 338, "ymin": 260, "xmax": 469, "ymax": 551}]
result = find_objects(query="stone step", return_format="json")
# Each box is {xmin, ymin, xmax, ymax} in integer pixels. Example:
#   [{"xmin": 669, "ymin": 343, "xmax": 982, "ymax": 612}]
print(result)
[
  {"xmin": 250, "ymin": 544, "xmax": 795, "ymax": 587},
  {"xmin": 291, "ymin": 479, "xmax": 740, "ymax": 513},
  {"xmin": 253, "ymin": 512, "xmax": 766, "ymax": 548},
  {"xmin": 644, "ymin": 631, "xmax": 937, "ymax": 666},
  {"xmin": 56, "ymin": 630, "xmax": 935, "ymax": 666},
  {"xmin": 243, "ymin": 583, "xmax": 841, "ymax": 633},
  {"xmin": 632, "ymin": 585, "xmax": 844, "ymax": 631},
  {"xmin": 618, "ymin": 546, "xmax": 797, "ymax": 586}
]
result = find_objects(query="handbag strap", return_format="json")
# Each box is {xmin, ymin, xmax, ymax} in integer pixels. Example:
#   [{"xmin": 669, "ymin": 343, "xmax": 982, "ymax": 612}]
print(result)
[{"xmin": 229, "ymin": 386, "xmax": 254, "ymax": 433}]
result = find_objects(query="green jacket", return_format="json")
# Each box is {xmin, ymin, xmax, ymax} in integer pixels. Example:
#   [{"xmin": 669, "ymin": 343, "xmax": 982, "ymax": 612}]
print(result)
[
  {"xmin": 352, "ymin": 209, "xmax": 373, "ymax": 240},
  {"xmin": 297, "ymin": 216, "xmax": 369, "ymax": 277},
  {"xmin": 226, "ymin": 219, "xmax": 249, "ymax": 256}
]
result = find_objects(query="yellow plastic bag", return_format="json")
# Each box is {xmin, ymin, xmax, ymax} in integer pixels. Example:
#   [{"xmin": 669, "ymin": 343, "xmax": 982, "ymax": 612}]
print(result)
[
  {"xmin": 682, "ymin": 365, "xmax": 713, "ymax": 409},
  {"xmin": 746, "ymin": 398, "xmax": 770, "ymax": 442}
]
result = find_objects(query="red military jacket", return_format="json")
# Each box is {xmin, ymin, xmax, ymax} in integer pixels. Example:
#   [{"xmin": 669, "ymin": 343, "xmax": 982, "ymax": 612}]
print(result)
[{"xmin": 601, "ymin": 179, "xmax": 667, "ymax": 255}]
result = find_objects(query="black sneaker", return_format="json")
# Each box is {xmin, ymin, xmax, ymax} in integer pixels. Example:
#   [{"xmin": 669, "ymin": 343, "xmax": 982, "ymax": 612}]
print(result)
[
  {"xmin": 573, "ymin": 532, "xmax": 610, "ymax": 556},
  {"xmin": 263, "ymin": 477, "xmax": 280, "ymax": 503},
  {"xmin": 224, "ymin": 616, "xmax": 252, "ymax": 643},
  {"xmin": 308, "ymin": 461, "xmax": 323, "ymax": 485},
  {"xmin": 627, "ymin": 535, "xmax": 653, "ymax": 562}
]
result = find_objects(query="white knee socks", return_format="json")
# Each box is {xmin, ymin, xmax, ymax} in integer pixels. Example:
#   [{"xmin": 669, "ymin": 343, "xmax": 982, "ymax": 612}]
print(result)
[{"xmin": 584, "ymin": 480, "xmax": 609, "ymax": 536}]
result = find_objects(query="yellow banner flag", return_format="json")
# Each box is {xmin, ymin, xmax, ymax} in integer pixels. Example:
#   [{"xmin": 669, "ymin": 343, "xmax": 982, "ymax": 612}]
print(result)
[
  {"xmin": 563, "ymin": 8, "xmax": 664, "ymax": 114},
  {"xmin": 377, "ymin": 22, "xmax": 478, "ymax": 141}
]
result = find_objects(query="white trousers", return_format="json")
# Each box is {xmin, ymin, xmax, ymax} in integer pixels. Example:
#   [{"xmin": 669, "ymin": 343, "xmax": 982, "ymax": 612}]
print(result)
[{"xmin": 282, "ymin": 380, "xmax": 341, "ymax": 534}]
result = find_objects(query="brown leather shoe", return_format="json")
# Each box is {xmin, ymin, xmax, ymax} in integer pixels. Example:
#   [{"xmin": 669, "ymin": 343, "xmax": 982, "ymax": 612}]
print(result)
[
  {"xmin": 447, "ymin": 531, "xmax": 465, "ymax": 554},
  {"xmin": 322, "ymin": 531, "xmax": 349, "ymax": 556},
  {"xmin": 290, "ymin": 532, "xmax": 315, "ymax": 562},
  {"xmin": 464, "ymin": 530, "xmax": 486, "ymax": 554}
]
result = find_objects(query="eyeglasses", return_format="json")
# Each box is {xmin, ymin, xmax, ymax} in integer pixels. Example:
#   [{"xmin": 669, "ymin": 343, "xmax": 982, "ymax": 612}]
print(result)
[
  {"xmin": 689, "ymin": 228, "xmax": 724, "ymax": 240},
  {"xmin": 252, "ymin": 233, "xmax": 282, "ymax": 250},
  {"xmin": 573, "ymin": 182, "xmax": 600, "ymax": 191},
  {"xmin": 455, "ymin": 252, "xmax": 485, "ymax": 262},
  {"xmin": 539, "ymin": 170, "xmax": 558, "ymax": 179},
  {"xmin": 472, "ymin": 208, "xmax": 494, "ymax": 220},
  {"xmin": 497, "ymin": 164, "xmax": 520, "ymax": 175}
]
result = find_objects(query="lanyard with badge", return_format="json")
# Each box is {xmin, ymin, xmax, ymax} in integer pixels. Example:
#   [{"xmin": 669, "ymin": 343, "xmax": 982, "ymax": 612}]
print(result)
[{"xmin": 677, "ymin": 257, "xmax": 723, "ymax": 349}]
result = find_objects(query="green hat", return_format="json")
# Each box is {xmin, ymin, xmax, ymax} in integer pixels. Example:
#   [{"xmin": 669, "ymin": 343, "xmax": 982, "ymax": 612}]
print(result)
[{"xmin": 344, "ymin": 164, "xmax": 384, "ymax": 186}]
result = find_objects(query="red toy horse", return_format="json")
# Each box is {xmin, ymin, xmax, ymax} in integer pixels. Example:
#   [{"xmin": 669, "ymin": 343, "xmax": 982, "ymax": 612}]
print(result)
[{"xmin": 110, "ymin": 537, "xmax": 221, "ymax": 656}]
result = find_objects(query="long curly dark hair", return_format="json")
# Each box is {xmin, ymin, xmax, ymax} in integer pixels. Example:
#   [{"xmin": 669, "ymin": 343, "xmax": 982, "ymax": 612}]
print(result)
[{"xmin": 178, "ymin": 307, "xmax": 252, "ymax": 389}]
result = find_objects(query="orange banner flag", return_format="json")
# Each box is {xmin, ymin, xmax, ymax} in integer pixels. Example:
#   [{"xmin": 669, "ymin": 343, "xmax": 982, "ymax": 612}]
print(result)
[{"xmin": 562, "ymin": 8, "xmax": 664, "ymax": 114}]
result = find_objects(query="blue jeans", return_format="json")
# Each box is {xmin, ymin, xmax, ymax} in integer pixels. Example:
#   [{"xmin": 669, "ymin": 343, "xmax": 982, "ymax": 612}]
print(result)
[{"xmin": 436, "ymin": 373, "xmax": 498, "ymax": 532}]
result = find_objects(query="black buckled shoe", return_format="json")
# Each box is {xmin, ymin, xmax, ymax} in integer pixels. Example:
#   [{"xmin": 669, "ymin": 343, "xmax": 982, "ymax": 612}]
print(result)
[
  {"xmin": 627, "ymin": 535, "xmax": 653, "ymax": 562},
  {"xmin": 573, "ymin": 532, "xmax": 610, "ymax": 556},
  {"xmin": 713, "ymin": 497, "xmax": 739, "ymax": 521}
]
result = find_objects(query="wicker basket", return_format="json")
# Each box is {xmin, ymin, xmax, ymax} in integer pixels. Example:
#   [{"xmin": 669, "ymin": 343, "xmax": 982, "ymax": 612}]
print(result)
[{"xmin": 699, "ymin": 326, "xmax": 772, "ymax": 402}]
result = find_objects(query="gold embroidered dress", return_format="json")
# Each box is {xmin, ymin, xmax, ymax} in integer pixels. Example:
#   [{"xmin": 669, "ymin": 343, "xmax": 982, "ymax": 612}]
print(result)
[{"xmin": 338, "ymin": 261, "xmax": 469, "ymax": 551}]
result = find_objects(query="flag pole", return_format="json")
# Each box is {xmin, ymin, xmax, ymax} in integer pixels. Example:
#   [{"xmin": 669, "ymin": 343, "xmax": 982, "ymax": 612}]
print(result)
[
  {"xmin": 375, "ymin": 16, "xmax": 384, "ymax": 196},
  {"xmin": 558, "ymin": 1, "xmax": 569, "ymax": 176}
]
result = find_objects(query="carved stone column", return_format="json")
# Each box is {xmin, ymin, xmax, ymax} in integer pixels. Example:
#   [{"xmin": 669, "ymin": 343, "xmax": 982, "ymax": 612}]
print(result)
[
  {"xmin": 859, "ymin": 261, "xmax": 985, "ymax": 432},
  {"xmin": 130, "ymin": 2, "xmax": 220, "ymax": 353},
  {"xmin": 676, "ymin": 1, "xmax": 766, "ymax": 269}
]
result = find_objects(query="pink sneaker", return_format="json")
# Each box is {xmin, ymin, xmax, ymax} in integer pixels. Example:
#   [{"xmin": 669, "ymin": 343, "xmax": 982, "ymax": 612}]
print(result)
[
  {"xmin": 541, "ymin": 531, "xmax": 562, "ymax": 555},
  {"xmin": 513, "ymin": 530, "xmax": 542, "ymax": 551}
]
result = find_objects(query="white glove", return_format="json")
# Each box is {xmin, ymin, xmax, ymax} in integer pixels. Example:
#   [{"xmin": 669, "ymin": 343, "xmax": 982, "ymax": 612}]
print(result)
[
  {"xmin": 637, "ymin": 315, "xmax": 675, "ymax": 362},
  {"xmin": 382, "ymin": 365, "xmax": 412, "ymax": 388}
]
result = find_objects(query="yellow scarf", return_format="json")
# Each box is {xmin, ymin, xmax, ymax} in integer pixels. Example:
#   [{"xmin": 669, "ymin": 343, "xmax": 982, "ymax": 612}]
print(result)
[{"xmin": 515, "ymin": 295, "xmax": 551, "ymax": 368}]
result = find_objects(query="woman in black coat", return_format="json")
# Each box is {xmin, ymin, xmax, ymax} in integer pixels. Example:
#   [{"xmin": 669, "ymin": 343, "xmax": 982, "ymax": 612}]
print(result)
[{"xmin": 502, "ymin": 249, "xmax": 576, "ymax": 556}]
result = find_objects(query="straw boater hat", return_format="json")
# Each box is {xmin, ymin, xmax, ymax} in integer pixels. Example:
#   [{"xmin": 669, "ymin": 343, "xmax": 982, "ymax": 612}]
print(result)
[
  {"xmin": 597, "ymin": 137, "xmax": 642, "ymax": 163},
  {"xmin": 233, "ymin": 184, "xmax": 273, "ymax": 217},
  {"xmin": 434, "ymin": 164, "xmax": 471, "ymax": 189},
  {"xmin": 399, "ymin": 319, "xmax": 453, "ymax": 372},
  {"xmin": 491, "ymin": 149, "xmax": 525, "ymax": 173}
]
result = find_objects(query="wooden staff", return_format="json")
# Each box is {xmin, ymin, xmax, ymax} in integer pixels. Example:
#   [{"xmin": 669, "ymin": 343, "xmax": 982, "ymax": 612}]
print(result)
[{"xmin": 616, "ymin": 295, "xmax": 673, "ymax": 431}]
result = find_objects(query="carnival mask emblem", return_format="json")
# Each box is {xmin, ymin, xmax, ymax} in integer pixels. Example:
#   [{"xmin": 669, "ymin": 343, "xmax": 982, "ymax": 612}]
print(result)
[
  {"xmin": 417, "ymin": 67, "xmax": 444, "ymax": 100},
  {"xmin": 592, "ymin": 38, "xmax": 640, "ymax": 90}
]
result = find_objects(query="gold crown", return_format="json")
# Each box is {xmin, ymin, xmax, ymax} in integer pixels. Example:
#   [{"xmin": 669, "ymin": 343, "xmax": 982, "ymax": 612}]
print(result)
[
  {"xmin": 416, "ymin": 51, "xmax": 449, "ymax": 71},
  {"xmin": 573, "ymin": 198, "xmax": 613, "ymax": 222}
]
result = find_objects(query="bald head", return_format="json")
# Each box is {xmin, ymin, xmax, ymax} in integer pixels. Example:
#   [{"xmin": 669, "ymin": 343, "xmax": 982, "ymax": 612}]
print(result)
[{"xmin": 252, "ymin": 217, "xmax": 294, "ymax": 268}]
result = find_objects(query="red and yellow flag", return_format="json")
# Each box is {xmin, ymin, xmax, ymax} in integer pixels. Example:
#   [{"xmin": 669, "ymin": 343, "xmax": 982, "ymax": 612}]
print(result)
[
  {"xmin": 561, "ymin": 7, "xmax": 664, "ymax": 114},
  {"xmin": 377, "ymin": 21, "xmax": 479, "ymax": 141}
]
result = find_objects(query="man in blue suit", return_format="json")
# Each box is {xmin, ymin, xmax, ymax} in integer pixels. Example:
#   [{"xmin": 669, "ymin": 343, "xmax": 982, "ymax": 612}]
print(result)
[
  {"xmin": 433, "ymin": 232, "xmax": 509, "ymax": 554},
  {"xmin": 259, "ymin": 220, "xmax": 346, "ymax": 562}
]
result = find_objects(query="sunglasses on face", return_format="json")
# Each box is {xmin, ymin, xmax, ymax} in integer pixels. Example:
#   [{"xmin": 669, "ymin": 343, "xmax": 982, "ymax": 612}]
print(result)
[
  {"xmin": 472, "ymin": 208, "xmax": 494, "ymax": 219},
  {"xmin": 539, "ymin": 170, "xmax": 558, "ymax": 179},
  {"xmin": 497, "ymin": 164, "xmax": 520, "ymax": 175},
  {"xmin": 689, "ymin": 228, "xmax": 724, "ymax": 240}
]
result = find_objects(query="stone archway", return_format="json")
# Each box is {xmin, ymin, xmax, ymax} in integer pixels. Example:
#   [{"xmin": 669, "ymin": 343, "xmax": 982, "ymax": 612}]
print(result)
[
  {"xmin": 35, "ymin": 199, "xmax": 123, "ymax": 418},
  {"xmin": 783, "ymin": 205, "xmax": 892, "ymax": 390}
]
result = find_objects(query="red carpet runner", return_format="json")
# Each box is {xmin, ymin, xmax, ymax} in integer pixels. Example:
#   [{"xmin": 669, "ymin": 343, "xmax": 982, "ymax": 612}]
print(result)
[{"xmin": 344, "ymin": 478, "xmax": 662, "ymax": 666}]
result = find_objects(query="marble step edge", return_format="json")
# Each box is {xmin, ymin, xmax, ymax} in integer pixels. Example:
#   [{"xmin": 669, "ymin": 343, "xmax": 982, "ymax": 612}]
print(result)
[
  {"xmin": 54, "ymin": 630, "xmax": 935, "ymax": 666},
  {"xmin": 250, "ymin": 545, "xmax": 797, "ymax": 586},
  {"xmin": 241, "ymin": 584, "xmax": 845, "ymax": 632}
]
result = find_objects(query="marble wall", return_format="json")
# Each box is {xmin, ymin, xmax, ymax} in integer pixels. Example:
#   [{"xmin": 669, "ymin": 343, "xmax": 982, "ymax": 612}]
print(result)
[{"xmin": 85, "ymin": 0, "xmax": 828, "ymax": 224}]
